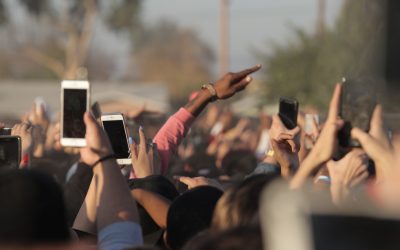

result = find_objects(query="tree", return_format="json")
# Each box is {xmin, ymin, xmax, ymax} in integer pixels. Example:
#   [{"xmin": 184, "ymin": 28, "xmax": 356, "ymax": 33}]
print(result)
[
  {"xmin": 260, "ymin": 0, "xmax": 385, "ymax": 109},
  {"xmin": 0, "ymin": 0, "xmax": 142, "ymax": 80},
  {"xmin": 133, "ymin": 20, "xmax": 215, "ymax": 107}
]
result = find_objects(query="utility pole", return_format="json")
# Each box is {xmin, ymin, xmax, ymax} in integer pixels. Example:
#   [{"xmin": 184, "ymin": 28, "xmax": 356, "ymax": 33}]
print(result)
[
  {"xmin": 219, "ymin": 0, "xmax": 230, "ymax": 75},
  {"xmin": 316, "ymin": 0, "xmax": 326, "ymax": 36}
]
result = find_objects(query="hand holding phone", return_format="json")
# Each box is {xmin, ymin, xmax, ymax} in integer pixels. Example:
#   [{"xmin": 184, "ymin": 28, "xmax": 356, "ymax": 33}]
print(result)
[
  {"xmin": 60, "ymin": 80, "xmax": 90, "ymax": 147},
  {"xmin": 279, "ymin": 97, "xmax": 299, "ymax": 129}
]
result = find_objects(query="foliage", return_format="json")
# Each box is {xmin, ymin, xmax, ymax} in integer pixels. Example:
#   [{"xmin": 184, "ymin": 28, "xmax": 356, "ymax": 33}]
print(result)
[
  {"xmin": 260, "ymin": 0, "xmax": 385, "ymax": 109},
  {"xmin": 134, "ymin": 20, "xmax": 215, "ymax": 107}
]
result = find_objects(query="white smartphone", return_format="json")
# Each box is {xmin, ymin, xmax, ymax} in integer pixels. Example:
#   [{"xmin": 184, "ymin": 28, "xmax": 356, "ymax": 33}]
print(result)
[
  {"xmin": 60, "ymin": 80, "xmax": 90, "ymax": 147},
  {"xmin": 101, "ymin": 113, "xmax": 131, "ymax": 165}
]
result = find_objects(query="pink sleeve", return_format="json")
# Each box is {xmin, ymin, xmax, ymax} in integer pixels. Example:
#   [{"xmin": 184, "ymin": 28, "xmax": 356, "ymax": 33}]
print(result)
[{"xmin": 153, "ymin": 108, "xmax": 195, "ymax": 175}]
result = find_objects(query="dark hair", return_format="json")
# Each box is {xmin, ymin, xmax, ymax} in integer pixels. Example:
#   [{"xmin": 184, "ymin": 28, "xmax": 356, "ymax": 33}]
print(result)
[
  {"xmin": 183, "ymin": 226, "xmax": 262, "ymax": 250},
  {"xmin": 166, "ymin": 186, "xmax": 223, "ymax": 250},
  {"xmin": 221, "ymin": 150, "xmax": 257, "ymax": 180},
  {"xmin": 0, "ymin": 169, "xmax": 70, "ymax": 244},
  {"xmin": 212, "ymin": 173, "xmax": 278, "ymax": 231}
]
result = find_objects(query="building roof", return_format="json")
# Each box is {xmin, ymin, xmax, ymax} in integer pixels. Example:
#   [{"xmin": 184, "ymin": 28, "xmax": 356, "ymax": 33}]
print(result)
[{"xmin": 0, "ymin": 80, "xmax": 170, "ymax": 120}]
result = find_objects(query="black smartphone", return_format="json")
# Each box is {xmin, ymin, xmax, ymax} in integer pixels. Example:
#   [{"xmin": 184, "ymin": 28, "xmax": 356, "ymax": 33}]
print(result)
[
  {"xmin": 279, "ymin": 97, "xmax": 299, "ymax": 129},
  {"xmin": 101, "ymin": 113, "xmax": 130, "ymax": 165},
  {"xmin": 338, "ymin": 78, "xmax": 377, "ymax": 147},
  {"xmin": 0, "ymin": 136, "xmax": 21, "ymax": 169},
  {"xmin": 0, "ymin": 128, "xmax": 12, "ymax": 136}
]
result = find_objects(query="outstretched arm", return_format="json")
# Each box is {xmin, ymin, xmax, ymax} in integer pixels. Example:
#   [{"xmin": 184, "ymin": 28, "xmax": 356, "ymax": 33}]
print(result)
[{"xmin": 153, "ymin": 64, "xmax": 262, "ymax": 174}]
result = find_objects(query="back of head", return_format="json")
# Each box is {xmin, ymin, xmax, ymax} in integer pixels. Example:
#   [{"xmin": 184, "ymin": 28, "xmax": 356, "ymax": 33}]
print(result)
[
  {"xmin": 0, "ymin": 169, "xmax": 70, "ymax": 244},
  {"xmin": 166, "ymin": 186, "xmax": 223, "ymax": 250},
  {"xmin": 212, "ymin": 173, "xmax": 277, "ymax": 231},
  {"xmin": 183, "ymin": 226, "xmax": 262, "ymax": 250},
  {"xmin": 221, "ymin": 150, "xmax": 257, "ymax": 180}
]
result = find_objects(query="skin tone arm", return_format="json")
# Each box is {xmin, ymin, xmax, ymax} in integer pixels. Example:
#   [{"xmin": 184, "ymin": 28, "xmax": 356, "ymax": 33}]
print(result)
[
  {"xmin": 290, "ymin": 83, "xmax": 344, "ymax": 189},
  {"xmin": 73, "ymin": 112, "xmax": 139, "ymax": 233},
  {"xmin": 131, "ymin": 189, "xmax": 171, "ymax": 229},
  {"xmin": 184, "ymin": 64, "xmax": 262, "ymax": 116}
]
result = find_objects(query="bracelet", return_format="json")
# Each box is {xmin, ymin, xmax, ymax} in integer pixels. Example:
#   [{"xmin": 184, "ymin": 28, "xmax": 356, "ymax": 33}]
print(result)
[
  {"xmin": 91, "ymin": 154, "xmax": 116, "ymax": 168},
  {"xmin": 201, "ymin": 83, "xmax": 218, "ymax": 101}
]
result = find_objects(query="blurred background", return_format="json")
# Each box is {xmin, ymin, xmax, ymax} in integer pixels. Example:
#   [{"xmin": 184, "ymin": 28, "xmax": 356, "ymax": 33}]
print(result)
[{"xmin": 0, "ymin": 0, "xmax": 397, "ymax": 126}]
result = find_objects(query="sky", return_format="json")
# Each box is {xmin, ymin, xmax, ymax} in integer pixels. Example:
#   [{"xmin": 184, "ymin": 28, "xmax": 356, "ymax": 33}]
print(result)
[{"xmin": 142, "ymin": 0, "xmax": 344, "ymax": 74}]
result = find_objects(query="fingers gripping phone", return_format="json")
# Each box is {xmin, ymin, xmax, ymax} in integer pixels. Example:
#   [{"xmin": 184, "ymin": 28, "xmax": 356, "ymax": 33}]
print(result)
[
  {"xmin": 101, "ymin": 113, "xmax": 131, "ymax": 165},
  {"xmin": 279, "ymin": 97, "xmax": 299, "ymax": 129},
  {"xmin": 60, "ymin": 80, "xmax": 90, "ymax": 147},
  {"xmin": 338, "ymin": 78, "xmax": 377, "ymax": 147},
  {"xmin": 0, "ymin": 136, "xmax": 21, "ymax": 169}
]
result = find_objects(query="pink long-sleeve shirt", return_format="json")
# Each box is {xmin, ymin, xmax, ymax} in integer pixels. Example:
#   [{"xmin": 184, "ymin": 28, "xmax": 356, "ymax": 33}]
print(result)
[
  {"xmin": 154, "ymin": 108, "xmax": 195, "ymax": 175},
  {"xmin": 130, "ymin": 108, "xmax": 195, "ymax": 178}
]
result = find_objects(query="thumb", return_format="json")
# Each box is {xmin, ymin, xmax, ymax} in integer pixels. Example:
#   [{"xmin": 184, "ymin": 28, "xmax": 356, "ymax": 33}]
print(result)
[{"xmin": 351, "ymin": 127, "xmax": 380, "ymax": 159}]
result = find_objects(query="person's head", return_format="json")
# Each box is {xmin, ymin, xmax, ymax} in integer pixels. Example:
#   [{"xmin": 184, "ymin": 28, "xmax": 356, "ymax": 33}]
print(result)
[
  {"xmin": 221, "ymin": 149, "xmax": 257, "ymax": 180},
  {"xmin": 166, "ymin": 186, "xmax": 223, "ymax": 250},
  {"xmin": 182, "ymin": 226, "xmax": 262, "ymax": 250},
  {"xmin": 0, "ymin": 169, "xmax": 70, "ymax": 244},
  {"xmin": 212, "ymin": 173, "xmax": 277, "ymax": 231}
]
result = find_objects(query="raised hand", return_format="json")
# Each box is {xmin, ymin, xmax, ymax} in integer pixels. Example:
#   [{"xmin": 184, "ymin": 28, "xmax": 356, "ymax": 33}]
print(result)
[
  {"xmin": 290, "ymin": 83, "xmax": 344, "ymax": 189},
  {"xmin": 130, "ymin": 127, "xmax": 161, "ymax": 178},
  {"xmin": 351, "ymin": 105, "xmax": 393, "ymax": 182},
  {"xmin": 80, "ymin": 112, "xmax": 113, "ymax": 166},
  {"xmin": 312, "ymin": 83, "xmax": 344, "ymax": 163},
  {"xmin": 213, "ymin": 64, "xmax": 261, "ymax": 100},
  {"xmin": 327, "ymin": 150, "xmax": 369, "ymax": 205}
]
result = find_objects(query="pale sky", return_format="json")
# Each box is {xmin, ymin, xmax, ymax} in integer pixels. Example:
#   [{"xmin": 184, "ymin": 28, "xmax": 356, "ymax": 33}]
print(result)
[{"xmin": 142, "ymin": 0, "xmax": 344, "ymax": 74}]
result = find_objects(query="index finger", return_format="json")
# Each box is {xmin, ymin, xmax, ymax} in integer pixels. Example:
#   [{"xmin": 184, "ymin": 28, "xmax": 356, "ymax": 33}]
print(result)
[
  {"xmin": 327, "ymin": 83, "xmax": 342, "ymax": 122},
  {"xmin": 234, "ymin": 64, "xmax": 262, "ymax": 80}
]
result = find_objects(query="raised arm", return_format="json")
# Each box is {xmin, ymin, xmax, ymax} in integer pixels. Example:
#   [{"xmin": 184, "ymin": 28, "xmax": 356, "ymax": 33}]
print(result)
[
  {"xmin": 290, "ymin": 83, "xmax": 344, "ymax": 189},
  {"xmin": 153, "ymin": 64, "xmax": 262, "ymax": 174},
  {"xmin": 74, "ymin": 112, "xmax": 142, "ymax": 248}
]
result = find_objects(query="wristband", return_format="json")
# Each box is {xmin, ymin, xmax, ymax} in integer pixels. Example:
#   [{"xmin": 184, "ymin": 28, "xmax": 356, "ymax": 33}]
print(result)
[
  {"xmin": 91, "ymin": 154, "xmax": 116, "ymax": 168},
  {"xmin": 201, "ymin": 83, "xmax": 218, "ymax": 101}
]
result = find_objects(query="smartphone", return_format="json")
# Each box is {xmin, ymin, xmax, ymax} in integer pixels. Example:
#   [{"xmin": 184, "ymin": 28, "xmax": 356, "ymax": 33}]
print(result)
[
  {"xmin": 279, "ymin": 97, "xmax": 299, "ymax": 129},
  {"xmin": 0, "ymin": 136, "xmax": 21, "ymax": 169},
  {"xmin": 101, "ymin": 113, "xmax": 131, "ymax": 165},
  {"xmin": 0, "ymin": 128, "xmax": 12, "ymax": 136},
  {"xmin": 338, "ymin": 78, "xmax": 376, "ymax": 147},
  {"xmin": 60, "ymin": 80, "xmax": 90, "ymax": 147}
]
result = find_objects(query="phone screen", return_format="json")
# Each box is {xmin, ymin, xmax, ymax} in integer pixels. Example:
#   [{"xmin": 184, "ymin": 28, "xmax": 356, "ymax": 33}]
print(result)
[
  {"xmin": 102, "ymin": 120, "xmax": 130, "ymax": 158},
  {"xmin": 339, "ymin": 78, "xmax": 376, "ymax": 147},
  {"xmin": 0, "ymin": 137, "xmax": 20, "ymax": 169},
  {"xmin": 63, "ymin": 89, "xmax": 87, "ymax": 138},
  {"xmin": 279, "ymin": 97, "xmax": 299, "ymax": 129}
]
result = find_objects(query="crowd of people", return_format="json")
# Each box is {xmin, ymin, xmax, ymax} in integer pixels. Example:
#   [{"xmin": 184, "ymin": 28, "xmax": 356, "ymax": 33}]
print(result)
[{"xmin": 1, "ymin": 63, "xmax": 400, "ymax": 250}]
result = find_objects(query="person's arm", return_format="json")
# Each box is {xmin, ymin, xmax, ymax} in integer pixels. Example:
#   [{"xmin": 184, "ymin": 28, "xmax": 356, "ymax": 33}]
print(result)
[
  {"xmin": 74, "ymin": 112, "xmax": 142, "ymax": 248},
  {"xmin": 131, "ymin": 189, "xmax": 171, "ymax": 229},
  {"xmin": 290, "ymin": 83, "xmax": 344, "ymax": 189},
  {"xmin": 153, "ymin": 64, "xmax": 262, "ymax": 175}
]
